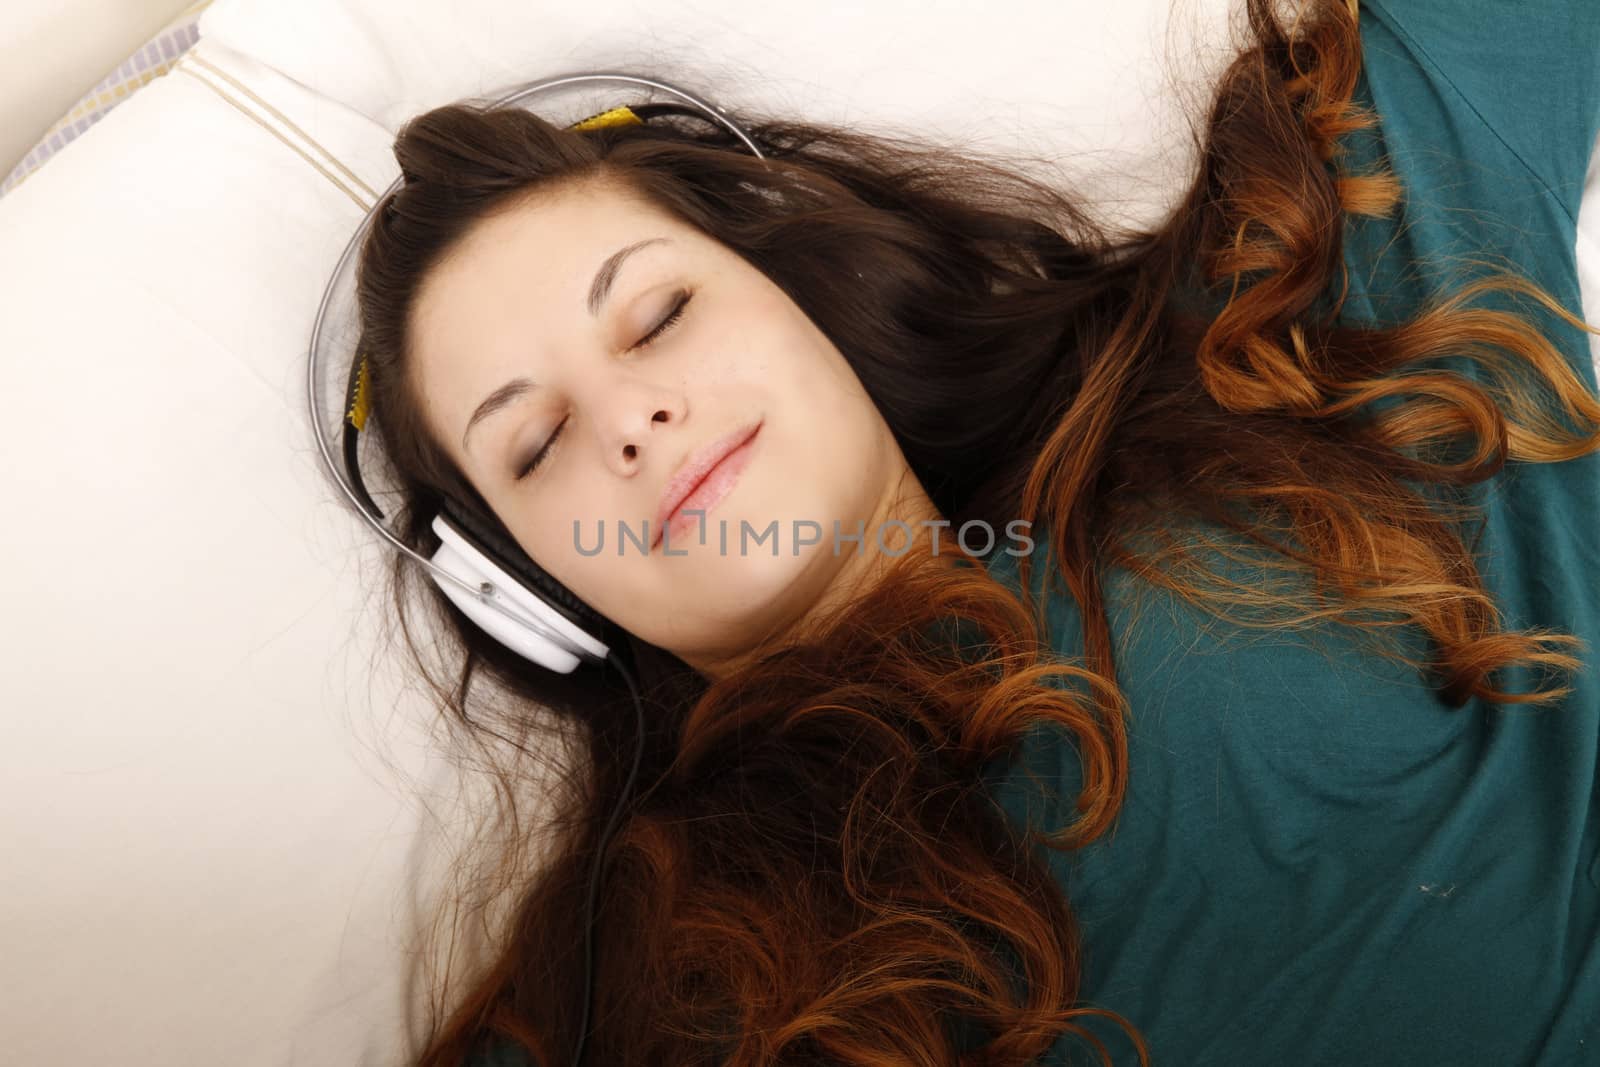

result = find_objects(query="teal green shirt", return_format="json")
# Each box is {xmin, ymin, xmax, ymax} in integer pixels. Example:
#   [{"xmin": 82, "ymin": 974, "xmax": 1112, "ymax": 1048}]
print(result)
[{"xmin": 979, "ymin": 1, "xmax": 1600, "ymax": 1063}]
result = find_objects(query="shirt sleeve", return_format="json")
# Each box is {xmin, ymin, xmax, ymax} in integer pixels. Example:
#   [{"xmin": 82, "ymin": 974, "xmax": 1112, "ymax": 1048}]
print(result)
[{"xmin": 1362, "ymin": 0, "xmax": 1600, "ymax": 227}]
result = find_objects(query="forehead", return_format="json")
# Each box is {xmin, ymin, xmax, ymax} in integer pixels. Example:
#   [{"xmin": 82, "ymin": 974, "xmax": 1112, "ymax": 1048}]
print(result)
[
  {"xmin": 413, "ymin": 178, "xmax": 677, "ymax": 339},
  {"xmin": 407, "ymin": 179, "xmax": 691, "ymax": 415}
]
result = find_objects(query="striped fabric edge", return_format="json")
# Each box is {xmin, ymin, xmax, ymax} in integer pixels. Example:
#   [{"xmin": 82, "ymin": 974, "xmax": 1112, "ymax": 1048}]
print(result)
[{"xmin": 0, "ymin": 0, "xmax": 217, "ymax": 199}]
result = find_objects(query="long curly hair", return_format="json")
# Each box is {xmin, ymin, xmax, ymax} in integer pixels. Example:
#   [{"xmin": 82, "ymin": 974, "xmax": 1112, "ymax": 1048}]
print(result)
[{"xmin": 347, "ymin": 0, "xmax": 1600, "ymax": 1062}]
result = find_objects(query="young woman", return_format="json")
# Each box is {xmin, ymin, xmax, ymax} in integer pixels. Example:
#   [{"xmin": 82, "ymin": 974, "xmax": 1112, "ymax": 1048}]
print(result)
[{"xmin": 348, "ymin": 0, "xmax": 1600, "ymax": 1062}]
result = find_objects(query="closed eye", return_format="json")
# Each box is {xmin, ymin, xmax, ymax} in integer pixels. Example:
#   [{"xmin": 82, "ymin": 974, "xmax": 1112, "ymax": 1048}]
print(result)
[
  {"xmin": 513, "ymin": 288, "xmax": 694, "ymax": 482},
  {"xmin": 629, "ymin": 288, "xmax": 692, "ymax": 352},
  {"xmin": 514, "ymin": 415, "xmax": 566, "ymax": 481}
]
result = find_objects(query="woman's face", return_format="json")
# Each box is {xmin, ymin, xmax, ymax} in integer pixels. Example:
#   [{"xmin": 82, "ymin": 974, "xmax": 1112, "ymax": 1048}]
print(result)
[{"xmin": 408, "ymin": 176, "xmax": 936, "ymax": 677}]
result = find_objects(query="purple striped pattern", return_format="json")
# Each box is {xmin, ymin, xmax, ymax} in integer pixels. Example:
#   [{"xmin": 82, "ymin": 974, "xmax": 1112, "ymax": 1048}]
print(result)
[{"xmin": 0, "ymin": 1, "xmax": 211, "ymax": 198}]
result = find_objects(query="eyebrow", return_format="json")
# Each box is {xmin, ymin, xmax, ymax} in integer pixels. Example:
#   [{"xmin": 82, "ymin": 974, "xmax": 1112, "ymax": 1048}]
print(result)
[{"xmin": 460, "ymin": 236, "xmax": 671, "ymax": 452}]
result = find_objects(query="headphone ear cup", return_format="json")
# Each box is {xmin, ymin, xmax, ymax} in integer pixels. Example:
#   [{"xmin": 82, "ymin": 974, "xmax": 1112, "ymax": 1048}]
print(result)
[
  {"xmin": 430, "ymin": 499, "xmax": 615, "ymax": 672},
  {"xmin": 438, "ymin": 498, "xmax": 610, "ymax": 633}
]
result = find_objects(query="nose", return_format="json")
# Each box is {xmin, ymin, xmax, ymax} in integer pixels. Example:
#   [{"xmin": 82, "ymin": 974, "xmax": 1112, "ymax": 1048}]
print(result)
[{"xmin": 593, "ymin": 375, "xmax": 685, "ymax": 476}]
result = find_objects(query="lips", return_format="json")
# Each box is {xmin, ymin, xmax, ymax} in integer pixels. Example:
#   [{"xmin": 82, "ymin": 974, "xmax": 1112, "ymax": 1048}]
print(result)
[{"xmin": 653, "ymin": 419, "xmax": 763, "ymax": 549}]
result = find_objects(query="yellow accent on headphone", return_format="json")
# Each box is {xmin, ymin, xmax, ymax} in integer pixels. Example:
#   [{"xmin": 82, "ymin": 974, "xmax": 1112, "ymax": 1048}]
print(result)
[
  {"xmin": 348, "ymin": 354, "xmax": 372, "ymax": 431},
  {"xmin": 568, "ymin": 105, "xmax": 645, "ymax": 131}
]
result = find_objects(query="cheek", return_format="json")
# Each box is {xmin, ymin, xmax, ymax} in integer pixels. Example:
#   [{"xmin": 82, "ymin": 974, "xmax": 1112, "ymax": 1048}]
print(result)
[
  {"xmin": 517, "ymin": 511, "xmax": 644, "ymax": 633},
  {"xmin": 794, "ymin": 351, "xmax": 890, "ymax": 463},
  {"xmin": 500, "ymin": 482, "xmax": 619, "ymax": 587},
  {"xmin": 569, "ymin": 480, "xmax": 646, "ymax": 545},
  {"xmin": 745, "ymin": 403, "xmax": 895, "ymax": 549}
]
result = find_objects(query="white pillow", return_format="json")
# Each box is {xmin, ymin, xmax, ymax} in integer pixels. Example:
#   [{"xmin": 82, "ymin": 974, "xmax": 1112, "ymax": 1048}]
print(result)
[
  {"xmin": 194, "ymin": 0, "xmax": 1248, "ymax": 233},
  {"xmin": 0, "ymin": 41, "xmax": 435, "ymax": 1067},
  {"xmin": 1, "ymin": 2, "xmax": 1596, "ymax": 1066}
]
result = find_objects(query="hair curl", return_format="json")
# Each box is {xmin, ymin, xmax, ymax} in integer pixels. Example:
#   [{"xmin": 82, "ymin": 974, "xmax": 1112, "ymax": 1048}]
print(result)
[{"xmin": 347, "ymin": 0, "xmax": 1600, "ymax": 1062}]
